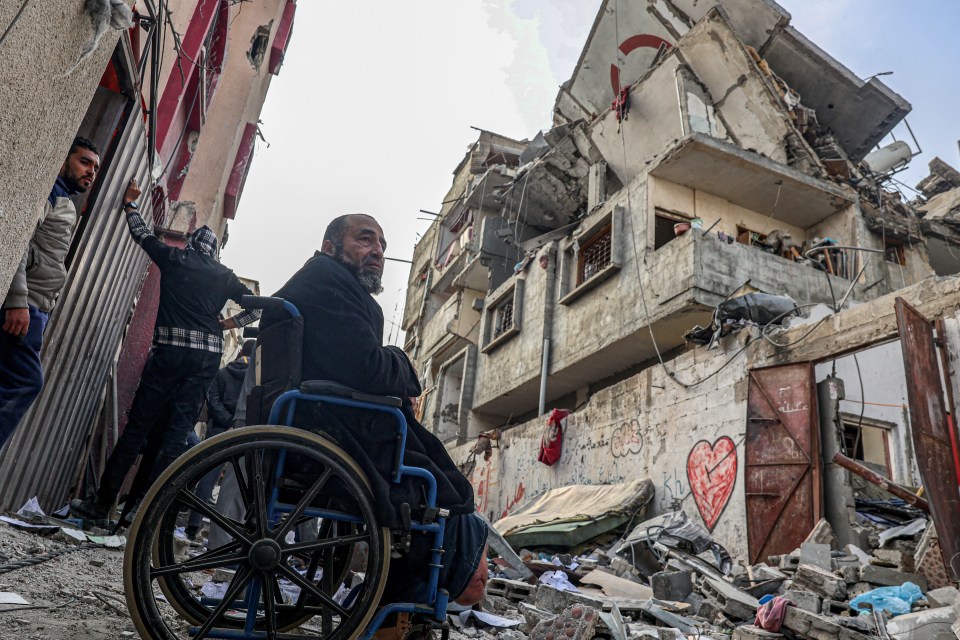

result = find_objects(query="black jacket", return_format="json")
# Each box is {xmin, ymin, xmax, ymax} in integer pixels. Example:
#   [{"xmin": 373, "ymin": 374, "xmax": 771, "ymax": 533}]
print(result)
[
  {"xmin": 263, "ymin": 252, "xmax": 475, "ymax": 527},
  {"xmin": 207, "ymin": 360, "xmax": 248, "ymax": 430}
]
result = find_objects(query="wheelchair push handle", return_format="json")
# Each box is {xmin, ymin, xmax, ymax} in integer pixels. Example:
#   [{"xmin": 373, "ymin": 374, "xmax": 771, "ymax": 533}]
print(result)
[{"xmin": 240, "ymin": 295, "xmax": 301, "ymax": 318}]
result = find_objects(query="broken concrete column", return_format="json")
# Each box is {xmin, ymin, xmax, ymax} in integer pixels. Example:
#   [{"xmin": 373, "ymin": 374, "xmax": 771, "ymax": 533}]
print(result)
[
  {"xmin": 801, "ymin": 543, "xmax": 833, "ymax": 571},
  {"xmin": 792, "ymin": 564, "xmax": 847, "ymax": 600},
  {"xmin": 816, "ymin": 378, "xmax": 855, "ymax": 548}
]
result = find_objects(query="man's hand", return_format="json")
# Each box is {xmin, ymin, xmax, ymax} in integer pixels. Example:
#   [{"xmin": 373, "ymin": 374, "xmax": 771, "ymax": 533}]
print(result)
[
  {"xmin": 2, "ymin": 308, "xmax": 30, "ymax": 337},
  {"xmin": 123, "ymin": 178, "xmax": 142, "ymax": 208},
  {"xmin": 220, "ymin": 317, "xmax": 238, "ymax": 331}
]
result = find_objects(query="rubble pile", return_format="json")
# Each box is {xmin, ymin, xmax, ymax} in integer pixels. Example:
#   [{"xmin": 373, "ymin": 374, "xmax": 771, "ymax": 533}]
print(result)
[{"xmin": 457, "ymin": 511, "xmax": 959, "ymax": 640}]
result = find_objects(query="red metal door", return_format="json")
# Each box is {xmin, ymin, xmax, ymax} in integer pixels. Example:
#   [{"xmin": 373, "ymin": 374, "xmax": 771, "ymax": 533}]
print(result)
[
  {"xmin": 746, "ymin": 363, "xmax": 822, "ymax": 564},
  {"xmin": 896, "ymin": 298, "xmax": 960, "ymax": 581}
]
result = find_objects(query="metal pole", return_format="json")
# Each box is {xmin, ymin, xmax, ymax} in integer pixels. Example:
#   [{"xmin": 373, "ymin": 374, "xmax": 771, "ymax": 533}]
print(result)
[
  {"xmin": 538, "ymin": 338, "xmax": 550, "ymax": 416},
  {"xmin": 832, "ymin": 451, "xmax": 930, "ymax": 512}
]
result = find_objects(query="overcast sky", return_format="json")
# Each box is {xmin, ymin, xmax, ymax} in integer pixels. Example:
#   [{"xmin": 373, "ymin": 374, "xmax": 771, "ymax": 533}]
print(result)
[{"xmin": 221, "ymin": 0, "xmax": 960, "ymax": 345}]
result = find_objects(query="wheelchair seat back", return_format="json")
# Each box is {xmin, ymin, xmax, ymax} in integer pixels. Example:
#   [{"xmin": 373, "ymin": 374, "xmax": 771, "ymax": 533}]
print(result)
[{"xmin": 246, "ymin": 313, "xmax": 304, "ymax": 425}]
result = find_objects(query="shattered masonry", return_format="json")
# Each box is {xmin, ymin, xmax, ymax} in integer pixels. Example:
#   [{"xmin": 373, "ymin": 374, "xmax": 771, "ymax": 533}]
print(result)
[{"xmin": 403, "ymin": 0, "xmax": 960, "ymax": 585}]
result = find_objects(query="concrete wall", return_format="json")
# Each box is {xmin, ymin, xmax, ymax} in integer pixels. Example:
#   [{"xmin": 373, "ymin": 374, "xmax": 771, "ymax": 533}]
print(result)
[
  {"xmin": 453, "ymin": 276, "xmax": 960, "ymax": 559},
  {"xmin": 178, "ymin": 0, "xmax": 290, "ymax": 232},
  {"xmin": 0, "ymin": 1, "xmax": 123, "ymax": 301}
]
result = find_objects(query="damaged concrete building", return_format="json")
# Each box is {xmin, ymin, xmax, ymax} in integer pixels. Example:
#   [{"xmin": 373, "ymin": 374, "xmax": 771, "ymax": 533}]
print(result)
[{"xmin": 402, "ymin": 0, "xmax": 960, "ymax": 580}]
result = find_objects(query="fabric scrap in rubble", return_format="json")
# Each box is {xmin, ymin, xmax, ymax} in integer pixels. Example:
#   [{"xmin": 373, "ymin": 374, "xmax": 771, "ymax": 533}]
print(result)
[
  {"xmin": 494, "ymin": 479, "xmax": 654, "ymax": 548},
  {"xmin": 754, "ymin": 596, "xmax": 794, "ymax": 631}
]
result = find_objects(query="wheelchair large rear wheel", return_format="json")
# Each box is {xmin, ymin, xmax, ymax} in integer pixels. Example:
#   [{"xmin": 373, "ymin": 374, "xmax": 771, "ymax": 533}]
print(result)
[{"xmin": 124, "ymin": 426, "xmax": 390, "ymax": 640}]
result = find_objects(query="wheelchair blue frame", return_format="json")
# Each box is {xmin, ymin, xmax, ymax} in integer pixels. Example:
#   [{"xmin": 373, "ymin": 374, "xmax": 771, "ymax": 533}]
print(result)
[{"xmin": 192, "ymin": 299, "xmax": 450, "ymax": 639}]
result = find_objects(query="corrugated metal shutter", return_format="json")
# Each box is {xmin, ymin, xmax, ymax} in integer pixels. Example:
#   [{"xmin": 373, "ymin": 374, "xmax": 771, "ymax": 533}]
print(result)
[{"xmin": 0, "ymin": 104, "xmax": 154, "ymax": 511}]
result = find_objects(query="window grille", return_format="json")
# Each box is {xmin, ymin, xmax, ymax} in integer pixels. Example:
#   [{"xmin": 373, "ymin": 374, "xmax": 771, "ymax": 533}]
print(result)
[
  {"xmin": 492, "ymin": 299, "xmax": 515, "ymax": 339},
  {"xmin": 579, "ymin": 223, "xmax": 613, "ymax": 284}
]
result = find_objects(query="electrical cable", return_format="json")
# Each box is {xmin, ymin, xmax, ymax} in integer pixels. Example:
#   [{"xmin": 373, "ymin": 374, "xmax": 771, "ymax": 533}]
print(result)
[{"xmin": 0, "ymin": 0, "xmax": 31, "ymax": 49}]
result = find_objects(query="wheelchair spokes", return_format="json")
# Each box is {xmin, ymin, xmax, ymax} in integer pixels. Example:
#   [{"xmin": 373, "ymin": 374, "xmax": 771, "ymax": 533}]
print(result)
[{"xmin": 125, "ymin": 427, "xmax": 391, "ymax": 640}]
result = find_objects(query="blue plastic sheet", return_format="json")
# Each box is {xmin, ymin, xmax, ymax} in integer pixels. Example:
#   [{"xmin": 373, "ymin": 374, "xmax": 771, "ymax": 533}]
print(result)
[{"xmin": 849, "ymin": 582, "xmax": 923, "ymax": 616}]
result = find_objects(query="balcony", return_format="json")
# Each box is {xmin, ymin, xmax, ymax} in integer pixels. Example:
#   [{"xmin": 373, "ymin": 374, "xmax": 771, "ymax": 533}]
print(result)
[{"xmin": 472, "ymin": 231, "xmax": 857, "ymax": 417}]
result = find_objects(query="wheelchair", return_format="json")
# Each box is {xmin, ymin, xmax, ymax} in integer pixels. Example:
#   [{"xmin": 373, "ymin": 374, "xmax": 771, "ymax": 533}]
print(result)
[{"xmin": 123, "ymin": 296, "xmax": 456, "ymax": 640}]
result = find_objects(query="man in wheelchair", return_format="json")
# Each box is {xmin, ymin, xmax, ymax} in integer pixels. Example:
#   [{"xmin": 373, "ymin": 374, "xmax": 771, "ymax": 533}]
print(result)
[{"xmin": 258, "ymin": 214, "xmax": 488, "ymax": 612}]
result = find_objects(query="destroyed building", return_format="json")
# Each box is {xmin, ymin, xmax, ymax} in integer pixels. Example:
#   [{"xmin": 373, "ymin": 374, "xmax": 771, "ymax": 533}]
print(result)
[
  {"xmin": 0, "ymin": 0, "xmax": 297, "ymax": 510},
  {"xmin": 402, "ymin": 0, "xmax": 960, "ymax": 582}
]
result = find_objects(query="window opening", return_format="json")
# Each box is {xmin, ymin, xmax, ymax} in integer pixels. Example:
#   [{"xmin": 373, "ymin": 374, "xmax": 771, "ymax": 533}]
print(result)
[
  {"xmin": 737, "ymin": 225, "xmax": 768, "ymax": 247},
  {"xmin": 654, "ymin": 209, "xmax": 691, "ymax": 250},
  {"xmin": 884, "ymin": 239, "xmax": 906, "ymax": 266},
  {"xmin": 492, "ymin": 298, "xmax": 515, "ymax": 340},
  {"xmin": 248, "ymin": 24, "xmax": 272, "ymax": 69},
  {"xmin": 578, "ymin": 223, "xmax": 612, "ymax": 285}
]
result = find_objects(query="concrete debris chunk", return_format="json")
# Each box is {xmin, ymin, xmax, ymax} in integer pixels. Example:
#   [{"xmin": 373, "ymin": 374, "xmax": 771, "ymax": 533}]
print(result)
[
  {"xmin": 800, "ymin": 543, "xmax": 833, "ymax": 571},
  {"xmin": 804, "ymin": 519, "xmax": 836, "ymax": 548},
  {"xmin": 733, "ymin": 626, "xmax": 786, "ymax": 640},
  {"xmin": 784, "ymin": 588, "xmax": 822, "ymax": 614},
  {"xmin": 792, "ymin": 564, "xmax": 847, "ymax": 601},
  {"xmin": 529, "ymin": 604, "xmax": 599, "ymax": 640},
  {"xmin": 782, "ymin": 605, "xmax": 876, "ymax": 640},
  {"xmin": 859, "ymin": 564, "xmax": 928, "ymax": 592},
  {"xmin": 651, "ymin": 571, "xmax": 693, "ymax": 601},
  {"xmin": 885, "ymin": 606, "xmax": 958, "ymax": 640},
  {"xmin": 535, "ymin": 585, "xmax": 604, "ymax": 614},
  {"xmin": 925, "ymin": 586, "xmax": 960, "ymax": 609}
]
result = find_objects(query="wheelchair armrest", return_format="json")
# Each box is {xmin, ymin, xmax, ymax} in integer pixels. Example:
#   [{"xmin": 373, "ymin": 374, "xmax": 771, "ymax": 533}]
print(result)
[{"xmin": 300, "ymin": 380, "xmax": 403, "ymax": 408}]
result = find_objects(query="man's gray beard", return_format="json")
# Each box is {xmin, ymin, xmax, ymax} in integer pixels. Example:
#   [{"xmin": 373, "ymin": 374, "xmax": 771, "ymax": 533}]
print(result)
[
  {"xmin": 332, "ymin": 243, "xmax": 383, "ymax": 294},
  {"xmin": 357, "ymin": 271, "xmax": 383, "ymax": 295}
]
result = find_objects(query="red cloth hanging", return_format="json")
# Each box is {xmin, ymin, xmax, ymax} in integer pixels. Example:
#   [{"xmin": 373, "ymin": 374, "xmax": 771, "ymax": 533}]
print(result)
[{"xmin": 538, "ymin": 409, "xmax": 571, "ymax": 466}]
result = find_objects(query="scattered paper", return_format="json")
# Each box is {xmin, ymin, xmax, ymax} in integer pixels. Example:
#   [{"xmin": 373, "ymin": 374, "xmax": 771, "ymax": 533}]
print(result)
[
  {"xmin": 459, "ymin": 610, "xmax": 523, "ymax": 628},
  {"xmin": 538, "ymin": 570, "xmax": 580, "ymax": 592},
  {"xmin": 59, "ymin": 527, "xmax": 88, "ymax": 543},
  {"xmin": 0, "ymin": 516, "xmax": 59, "ymax": 533},
  {"xmin": 200, "ymin": 581, "xmax": 228, "ymax": 600},
  {"xmin": 17, "ymin": 497, "xmax": 45, "ymax": 517},
  {"xmin": 87, "ymin": 535, "xmax": 126, "ymax": 549},
  {"xmin": 0, "ymin": 592, "xmax": 30, "ymax": 606},
  {"xmin": 580, "ymin": 569, "xmax": 654, "ymax": 599}
]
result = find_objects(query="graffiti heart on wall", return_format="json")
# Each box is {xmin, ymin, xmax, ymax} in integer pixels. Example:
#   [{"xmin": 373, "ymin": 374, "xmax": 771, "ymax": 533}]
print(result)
[{"xmin": 686, "ymin": 436, "xmax": 737, "ymax": 531}]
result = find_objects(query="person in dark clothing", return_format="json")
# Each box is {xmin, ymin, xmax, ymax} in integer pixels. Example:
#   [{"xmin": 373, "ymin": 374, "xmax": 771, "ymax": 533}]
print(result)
[
  {"xmin": 184, "ymin": 339, "xmax": 255, "ymax": 540},
  {"xmin": 71, "ymin": 179, "xmax": 260, "ymax": 524},
  {"xmin": 0, "ymin": 138, "xmax": 100, "ymax": 449},
  {"xmin": 261, "ymin": 214, "xmax": 487, "ymax": 609}
]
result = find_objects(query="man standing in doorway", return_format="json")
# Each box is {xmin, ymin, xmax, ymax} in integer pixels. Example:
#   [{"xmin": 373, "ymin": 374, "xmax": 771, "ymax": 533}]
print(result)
[
  {"xmin": 71, "ymin": 178, "xmax": 260, "ymax": 524},
  {"xmin": 0, "ymin": 137, "xmax": 100, "ymax": 449}
]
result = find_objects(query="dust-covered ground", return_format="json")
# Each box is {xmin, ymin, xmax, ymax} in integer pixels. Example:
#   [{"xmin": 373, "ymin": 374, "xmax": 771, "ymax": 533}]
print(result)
[{"xmin": 0, "ymin": 522, "xmax": 135, "ymax": 639}]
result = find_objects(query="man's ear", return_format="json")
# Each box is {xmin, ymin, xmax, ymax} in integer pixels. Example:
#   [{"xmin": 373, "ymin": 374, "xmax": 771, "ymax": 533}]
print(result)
[{"xmin": 320, "ymin": 239, "xmax": 336, "ymax": 255}]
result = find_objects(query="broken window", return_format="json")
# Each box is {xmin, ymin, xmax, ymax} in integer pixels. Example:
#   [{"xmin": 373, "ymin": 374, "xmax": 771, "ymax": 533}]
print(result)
[
  {"xmin": 559, "ymin": 206, "xmax": 624, "ymax": 305},
  {"xmin": 676, "ymin": 67, "xmax": 720, "ymax": 137},
  {"xmin": 840, "ymin": 413, "xmax": 893, "ymax": 477},
  {"xmin": 481, "ymin": 280, "xmax": 523, "ymax": 352},
  {"xmin": 248, "ymin": 23, "xmax": 272, "ymax": 69},
  {"xmin": 884, "ymin": 238, "xmax": 906, "ymax": 266},
  {"xmin": 654, "ymin": 209, "xmax": 691, "ymax": 250}
]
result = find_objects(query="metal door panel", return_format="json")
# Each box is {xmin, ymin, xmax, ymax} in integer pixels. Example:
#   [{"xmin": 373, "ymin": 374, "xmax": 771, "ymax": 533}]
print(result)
[
  {"xmin": 746, "ymin": 363, "xmax": 822, "ymax": 564},
  {"xmin": 896, "ymin": 298, "xmax": 960, "ymax": 581}
]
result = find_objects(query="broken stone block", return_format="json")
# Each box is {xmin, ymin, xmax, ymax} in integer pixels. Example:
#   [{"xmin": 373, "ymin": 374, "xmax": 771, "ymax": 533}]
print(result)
[
  {"xmin": 489, "ymin": 577, "xmax": 537, "ymax": 603},
  {"xmin": 783, "ymin": 606, "xmax": 875, "ymax": 640},
  {"xmin": 805, "ymin": 519, "xmax": 836, "ymax": 548},
  {"xmin": 792, "ymin": 564, "xmax": 847, "ymax": 601},
  {"xmin": 926, "ymin": 586, "xmax": 960, "ymax": 609},
  {"xmin": 752, "ymin": 564, "xmax": 788, "ymax": 581},
  {"xmin": 872, "ymin": 549, "xmax": 915, "ymax": 572},
  {"xmin": 845, "ymin": 544, "xmax": 871, "ymax": 565},
  {"xmin": 821, "ymin": 599, "xmax": 852, "ymax": 616},
  {"xmin": 700, "ymin": 578, "xmax": 758, "ymax": 621},
  {"xmin": 482, "ymin": 594, "xmax": 515, "ymax": 616},
  {"xmin": 885, "ymin": 606, "xmax": 957, "ymax": 640},
  {"xmin": 529, "ymin": 604, "xmax": 599, "ymax": 640},
  {"xmin": 784, "ymin": 589, "xmax": 821, "ymax": 614},
  {"xmin": 657, "ymin": 630, "xmax": 683, "ymax": 640},
  {"xmin": 801, "ymin": 543, "xmax": 833, "ymax": 571},
  {"xmin": 535, "ymin": 584, "xmax": 604, "ymax": 615},
  {"xmin": 914, "ymin": 525, "xmax": 951, "ymax": 591},
  {"xmin": 847, "ymin": 582, "xmax": 874, "ymax": 598},
  {"xmin": 734, "ymin": 626, "xmax": 785, "ymax": 640},
  {"xmin": 859, "ymin": 564, "xmax": 928, "ymax": 591},
  {"xmin": 518, "ymin": 602, "xmax": 556, "ymax": 635},
  {"xmin": 839, "ymin": 565, "xmax": 860, "ymax": 584},
  {"xmin": 650, "ymin": 571, "xmax": 693, "ymax": 601},
  {"xmin": 683, "ymin": 592, "xmax": 704, "ymax": 616},
  {"xmin": 779, "ymin": 555, "xmax": 800, "ymax": 573}
]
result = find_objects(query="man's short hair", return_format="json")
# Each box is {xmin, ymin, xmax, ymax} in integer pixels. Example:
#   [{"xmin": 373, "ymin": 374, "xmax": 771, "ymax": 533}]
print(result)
[
  {"xmin": 323, "ymin": 214, "xmax": 375, "ymax": 248},
  {"xmin": 69, "ymin": 136, "xmax": 99, "ymax": 157}
]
